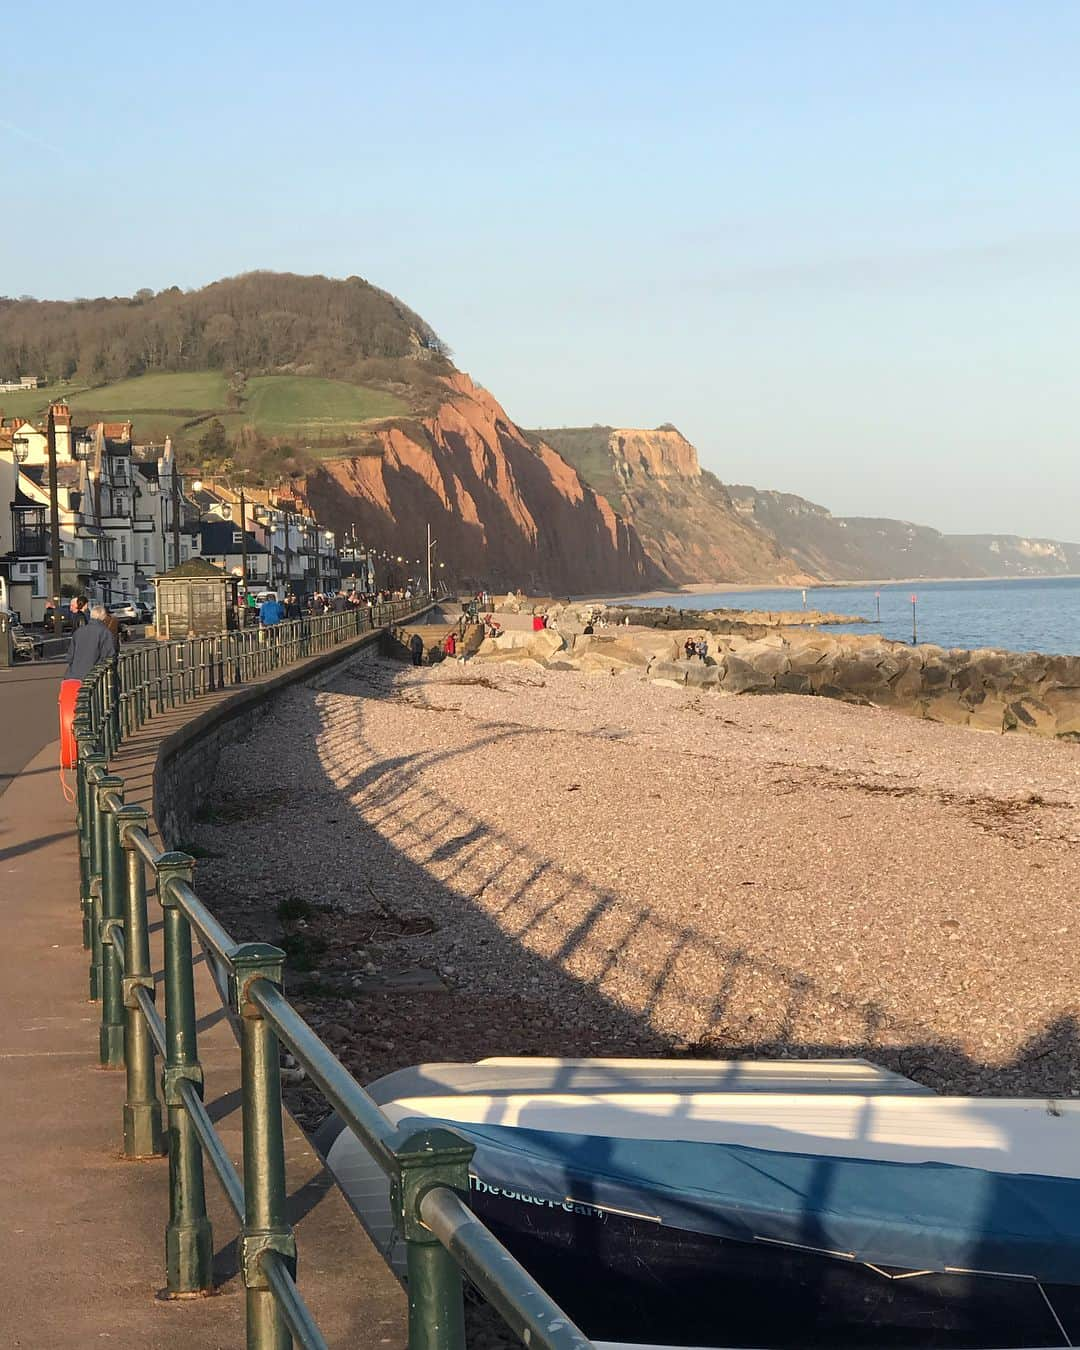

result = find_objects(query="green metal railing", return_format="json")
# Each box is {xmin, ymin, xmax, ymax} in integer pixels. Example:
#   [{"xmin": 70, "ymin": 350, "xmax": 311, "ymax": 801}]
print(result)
[
  {"xmin": 79, "ymin": 601, "xmax": 422, "ymax": 760},
  {"xmin": 69, "ymin": 606, "xmax": 592, "ymax": 1350}
]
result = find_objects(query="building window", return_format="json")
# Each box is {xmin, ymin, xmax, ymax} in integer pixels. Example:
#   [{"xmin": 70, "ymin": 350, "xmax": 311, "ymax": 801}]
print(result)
[{"xmin": 121, "ymin": 540, "xmax": 128, "ymax": 563}]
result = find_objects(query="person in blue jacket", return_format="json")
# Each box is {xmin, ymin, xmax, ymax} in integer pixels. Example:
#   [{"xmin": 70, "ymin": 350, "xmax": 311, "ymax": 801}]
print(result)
[{"xmin": 259, "ymin": 594, "xmax": 285, "ymax": 626}]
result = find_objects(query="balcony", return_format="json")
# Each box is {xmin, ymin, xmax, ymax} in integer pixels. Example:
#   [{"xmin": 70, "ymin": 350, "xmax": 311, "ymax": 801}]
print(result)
[
  {"xmin": 77, "ymin": 544, "xmax": 118, "ymax": 577},
  {"xmin": 12, "ymin": 506, "xmax": 50, "ymax": 559},
  {"xmin": 15, "ymin": 528, "xmax": 51, "ymax": 558}
]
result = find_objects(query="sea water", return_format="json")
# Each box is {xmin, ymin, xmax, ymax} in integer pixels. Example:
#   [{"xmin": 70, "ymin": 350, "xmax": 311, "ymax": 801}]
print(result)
[{"xmin": 629, "ymin": 577, "xmax": 1080, "ymax": 656}]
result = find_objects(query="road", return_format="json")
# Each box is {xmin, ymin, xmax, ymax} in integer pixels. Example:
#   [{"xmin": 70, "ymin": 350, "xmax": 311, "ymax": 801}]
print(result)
[{"xmin": 0, "ymin": 661, "xmax": 65, "ymax": 799}]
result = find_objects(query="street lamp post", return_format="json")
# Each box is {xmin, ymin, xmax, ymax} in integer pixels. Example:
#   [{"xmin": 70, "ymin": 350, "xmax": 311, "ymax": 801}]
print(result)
[
  {"xmin": 171, "ymin": 463, "xmax": 182, "ymax": 571},
  {"xmin": 238, "ymin": 488, "xmax": 249, "ymax": 592},
  {"xmin": 283, "ymin": 508, "xmax": 292, "ymax": 594},
  {"xmin": 46, "ymin": 407, "xmax": 63, "ymax": 603},
  {"xmin": 426, "ymin": 522, "xmax": 438, "ymax": 598}
]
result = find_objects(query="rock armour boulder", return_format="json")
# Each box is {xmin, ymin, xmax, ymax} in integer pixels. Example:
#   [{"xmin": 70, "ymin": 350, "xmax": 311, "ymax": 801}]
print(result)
[{"xmin": 476, "ymin": 612, "xmax": 1080, "ymax": 740}]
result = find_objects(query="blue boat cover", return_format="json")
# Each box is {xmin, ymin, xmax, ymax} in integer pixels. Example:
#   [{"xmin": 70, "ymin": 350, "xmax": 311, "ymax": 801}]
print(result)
[{"xmin": 399, "ymin": 1117, "xmax": 1080, "ymax": 1285}]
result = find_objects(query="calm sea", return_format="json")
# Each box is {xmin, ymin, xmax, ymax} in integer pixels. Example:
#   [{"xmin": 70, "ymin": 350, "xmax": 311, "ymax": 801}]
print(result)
[{"xmin": 629, "ymin": 577, "xmax": 1080, "ymax": 656}]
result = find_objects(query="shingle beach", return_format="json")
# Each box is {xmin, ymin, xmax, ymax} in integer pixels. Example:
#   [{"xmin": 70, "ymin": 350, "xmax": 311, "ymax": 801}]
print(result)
[{"xmin": 195, "ymin": 653, "xmax": 1080, "ymax": 1108}]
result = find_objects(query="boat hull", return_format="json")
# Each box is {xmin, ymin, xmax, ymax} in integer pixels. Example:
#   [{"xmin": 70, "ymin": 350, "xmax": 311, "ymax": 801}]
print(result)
[{"xmin": 469, "ymin": 1183, "xmax": 1080, "ymax": 1349}]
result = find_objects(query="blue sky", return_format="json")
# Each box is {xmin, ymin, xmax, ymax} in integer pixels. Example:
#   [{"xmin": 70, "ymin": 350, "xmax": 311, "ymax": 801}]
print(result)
[{"xmin": 4, "ymin": 2, "xmax": 1078, "ymax": 539}]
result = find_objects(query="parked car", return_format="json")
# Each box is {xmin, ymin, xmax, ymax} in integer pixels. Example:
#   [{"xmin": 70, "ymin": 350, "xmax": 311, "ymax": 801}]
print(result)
[{"xmin": 107, "ymin": 602, "xmax": 142, "ymax": 625}]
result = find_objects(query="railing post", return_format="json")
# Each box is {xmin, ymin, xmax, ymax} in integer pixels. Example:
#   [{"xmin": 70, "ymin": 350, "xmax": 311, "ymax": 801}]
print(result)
[
  {"xmin": 231, "ymin": 943, "xmax": 295, "ymax": 1350},
  {"xmin": 115, "ymin": 804, "xmax": 165, "ymax": 1159},
  {"xmin": 157, "ymin": 851, "xmax": 215, "ymax": 1296},
  {"xmin": 86, "ymin": 761, "xmax": 109, "ymax": 999},
  {"xmin": 97, "ymin": 775, "xmax": 127, "ymax": 1067},
  {"xmin": 74, "ymin": 722, "xmax": 95, "ymax": 948},
  {"xmin": 393, "ymin": 1127, "xmax": 474, "ymax": 1350}
]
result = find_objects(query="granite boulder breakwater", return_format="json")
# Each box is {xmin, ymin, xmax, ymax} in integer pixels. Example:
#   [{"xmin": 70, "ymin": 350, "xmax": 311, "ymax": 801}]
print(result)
[
  {"xmin": 464, "ymin": 608, "xmax": 1080, "ymax": 740},
  {"xmin": 603, "ymin": 602, "xmax": 868, "ymax": 631}
]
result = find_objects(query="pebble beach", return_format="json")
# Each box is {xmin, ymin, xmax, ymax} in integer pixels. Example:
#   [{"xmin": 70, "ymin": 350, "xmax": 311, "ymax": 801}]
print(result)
[{"xmin": 194, "ymin": 651, "xmax": 1080, "ymax": 1112}]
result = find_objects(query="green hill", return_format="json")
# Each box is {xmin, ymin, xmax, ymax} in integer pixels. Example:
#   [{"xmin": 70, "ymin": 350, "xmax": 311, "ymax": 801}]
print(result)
[
  {"xmin": 0, "ymin": 270, "xmax": 450, "ymax": 463},
  {"xmin": 1, "ymin": 370, "xmax": 409, "ymax": 456}
]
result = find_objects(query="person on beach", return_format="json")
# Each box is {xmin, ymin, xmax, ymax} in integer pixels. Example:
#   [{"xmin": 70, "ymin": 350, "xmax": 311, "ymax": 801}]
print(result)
[
  {"xmin": 443, "ymin": 631, "xmax": 457, "ymax": 659},
  {"xmin": 409, "ymin": 632, "xmax": 424, "ymax": 666}
]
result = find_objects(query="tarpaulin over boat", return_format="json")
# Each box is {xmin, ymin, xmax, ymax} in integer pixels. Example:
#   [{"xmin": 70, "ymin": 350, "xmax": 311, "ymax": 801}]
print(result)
[{"xmin": 406, "ymin": 1118, "xmax": 1080, "ymax": 1284}]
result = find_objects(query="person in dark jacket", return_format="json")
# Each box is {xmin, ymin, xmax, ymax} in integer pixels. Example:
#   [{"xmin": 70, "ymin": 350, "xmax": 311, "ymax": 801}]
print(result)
[
  {"xmin": 409, "ymin": 633, "xmax": 424, "ymax": 666},
  {"xmin": 65, "ymin": 605, "xmax": 118, "ymax": 680}
]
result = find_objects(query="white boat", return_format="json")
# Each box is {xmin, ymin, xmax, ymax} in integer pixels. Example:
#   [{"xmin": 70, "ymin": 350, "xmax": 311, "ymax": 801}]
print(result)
[{"xmin": 318, "ymin": 1058, "xmax": 1080, "ymax": 1348}]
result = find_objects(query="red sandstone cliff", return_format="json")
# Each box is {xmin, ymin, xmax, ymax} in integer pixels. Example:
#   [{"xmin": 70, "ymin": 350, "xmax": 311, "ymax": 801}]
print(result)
[
  {"xmin": 539, "ymin": 425, "xmax": 815, "ymax": 586},
  {"xmin": 301, "ymin": 374, "xmax": 664, "ymax": 594}
]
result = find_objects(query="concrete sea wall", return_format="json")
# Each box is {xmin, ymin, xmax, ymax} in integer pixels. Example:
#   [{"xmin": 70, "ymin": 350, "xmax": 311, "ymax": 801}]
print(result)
[{"xmin": 154, "ymin": 631, "xmax": 388, "ymax": 846}]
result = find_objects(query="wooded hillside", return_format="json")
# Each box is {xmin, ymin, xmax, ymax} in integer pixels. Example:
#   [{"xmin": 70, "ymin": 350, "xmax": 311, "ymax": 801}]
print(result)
[{"xmin": 0, "ymin": 272, "xmax": 450, "ymax": 387}]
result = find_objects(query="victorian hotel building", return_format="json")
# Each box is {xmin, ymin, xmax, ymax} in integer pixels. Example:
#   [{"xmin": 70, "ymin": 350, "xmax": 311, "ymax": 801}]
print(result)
[
  {"xmin": 1, "ymin": 400, "xmax": 343, "ymax": 624},
  {"xmin": 0, "ymin": 401, "xmax": 197, "ymax": 623}
]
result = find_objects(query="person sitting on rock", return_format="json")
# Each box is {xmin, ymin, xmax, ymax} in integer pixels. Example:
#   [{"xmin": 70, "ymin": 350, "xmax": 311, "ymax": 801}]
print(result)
[
  {"xmin": 684, "ymin": 637, "xmax": 696, "ymax": 661},
  {"xmin": 697, "ymin": 638, "xmax": 709, "ymax": 662}
]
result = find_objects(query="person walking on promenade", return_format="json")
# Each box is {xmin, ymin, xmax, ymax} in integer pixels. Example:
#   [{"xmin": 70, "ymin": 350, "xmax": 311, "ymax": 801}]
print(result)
[
  {"xmin": 65, "ymin": 603, "xmax": 118, "ymax": 679},
  {"xmin": 102, "ymin": 605, "xmax": 123, "ymax": 647},
  {"xmin": 71, "ymin": 596, "xmax": 89, "ymax": 628},
  {"xmin": 409, "ymin": 632, "xmax": 424, "ymax": 666},
  {"xmin": 44, "ymin": 596, "xmax": 63, "ymax": 635},
  {"xmin": 260, "ymin": 594, "xmax": 285, "ymax": 626}
]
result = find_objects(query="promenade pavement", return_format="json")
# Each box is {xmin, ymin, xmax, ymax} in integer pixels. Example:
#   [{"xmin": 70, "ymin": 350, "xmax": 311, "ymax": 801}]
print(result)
[
  {"xmin": 0, "ymin": 660, "xmax": 65, "ymax": 797},
  {"xmin": 0, "ymin": 643, "xmax": 407, "ymax": 1346}
]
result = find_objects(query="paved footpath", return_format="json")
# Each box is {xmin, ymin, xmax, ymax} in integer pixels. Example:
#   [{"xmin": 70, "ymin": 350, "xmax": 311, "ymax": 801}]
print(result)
[
  {"xmin": 0, "ymin": 645, "xmax": 406, "ymax": 1347},
  {"xmin": 0, "ymin": 661, "xmax": 66, "ymax": 798}
]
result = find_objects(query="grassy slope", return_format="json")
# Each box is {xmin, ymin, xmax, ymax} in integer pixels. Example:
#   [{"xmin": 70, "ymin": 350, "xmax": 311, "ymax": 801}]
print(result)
[
  {"xmin": 530, "ymin": 426, "xmax": 621, "ymax": 504},
  {"xmin": 245, "ymin": 376, "xmax": 406, "ymax": 434},
  {"xmin": 0, "ymin": 383, "xmax": 91, "ymax": 420},
  {"xmin": 3, "ymin": 371, "xmax": 408, "ymax": 451}
]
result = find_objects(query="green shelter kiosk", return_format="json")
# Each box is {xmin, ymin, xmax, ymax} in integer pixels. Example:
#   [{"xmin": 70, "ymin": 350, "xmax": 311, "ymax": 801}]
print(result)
[{"xmin": 152, "ymin": 558, "xmax": 239, "ymax": 638}]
